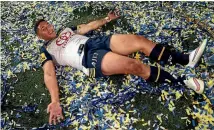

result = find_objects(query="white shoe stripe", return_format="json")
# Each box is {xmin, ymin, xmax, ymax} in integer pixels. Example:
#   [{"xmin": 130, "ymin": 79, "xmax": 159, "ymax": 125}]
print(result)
[{"xmin": 192, "ymin": 47, "xmax": 200, "ymax": 62}]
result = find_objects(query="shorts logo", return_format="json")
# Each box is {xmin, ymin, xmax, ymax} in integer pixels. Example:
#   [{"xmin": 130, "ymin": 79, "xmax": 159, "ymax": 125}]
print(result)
[
  {"xmin": 91, "ymin": 53, "xmax": 98, "ymax": 68},
  {"xmin": 56, "ymin": 31, "xmax": 74, "ymax": 48}
]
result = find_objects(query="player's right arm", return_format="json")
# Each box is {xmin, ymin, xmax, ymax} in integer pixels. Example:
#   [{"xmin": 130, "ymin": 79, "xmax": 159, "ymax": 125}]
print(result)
[
  {"xmin": 42, "ymin": 60, "xmax": 60, "ymax": 103},
  {"xmin": 40, "ymin": 47, "xmax": 64, "ymax": 125}
]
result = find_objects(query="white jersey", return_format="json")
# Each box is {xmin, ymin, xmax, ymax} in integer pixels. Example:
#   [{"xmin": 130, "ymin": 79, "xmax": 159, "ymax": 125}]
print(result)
[{"xmin": 46, "ymin": 27, "xmax": 90, "ymax": 75}]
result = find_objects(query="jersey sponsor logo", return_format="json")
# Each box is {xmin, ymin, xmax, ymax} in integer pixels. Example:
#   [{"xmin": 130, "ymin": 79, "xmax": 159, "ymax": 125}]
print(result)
[
  {"xmin": 56, "ymin": 31, "xmax": 74, "ymax": 48},
  {"xmin": 40, "ymin": 53, "xmax": 47, "ymax": 63}
]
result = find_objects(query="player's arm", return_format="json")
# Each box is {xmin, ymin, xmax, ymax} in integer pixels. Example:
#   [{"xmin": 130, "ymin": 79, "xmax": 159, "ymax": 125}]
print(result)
[
  {"xmin": 40, "ymin": 47, "xmax": 64, "ymax": 125},
  {"xmin": 76, "ymin": 10, "xmax": 120, "ymax": 35},
  {"xmin": 43, "ymin": 61, "xmax": 60, "ymax": 103},
  {"xmin": 40, "ymin": 47, "xmax": 60, "ymax": 103}
]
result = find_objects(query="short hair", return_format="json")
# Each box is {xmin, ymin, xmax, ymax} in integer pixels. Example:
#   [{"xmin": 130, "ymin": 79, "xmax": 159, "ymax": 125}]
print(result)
[{"xmin": 34, "ymin": 19, "xmax": 45, "ymax": 34}]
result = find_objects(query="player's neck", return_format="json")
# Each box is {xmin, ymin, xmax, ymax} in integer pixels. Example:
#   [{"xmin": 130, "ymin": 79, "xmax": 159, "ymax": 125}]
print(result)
[{"xmin": 45, "ymin": 36, "xmax": 56, "ymax": 41}]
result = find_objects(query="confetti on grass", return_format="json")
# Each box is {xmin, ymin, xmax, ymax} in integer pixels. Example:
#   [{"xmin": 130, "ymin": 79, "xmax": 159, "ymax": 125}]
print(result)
[{"xmin": 1, "ymin": 1, "xmax": 214, "ymax": 129}]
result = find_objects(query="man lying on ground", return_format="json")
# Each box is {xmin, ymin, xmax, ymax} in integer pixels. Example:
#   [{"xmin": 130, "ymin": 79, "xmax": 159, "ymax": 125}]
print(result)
[{"xmin": 34, "ymin": 10, "xmax": 207, "ymax": 125}]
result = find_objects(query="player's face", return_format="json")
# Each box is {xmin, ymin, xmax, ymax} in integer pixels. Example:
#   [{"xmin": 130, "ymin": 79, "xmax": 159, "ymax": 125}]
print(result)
[{"xmin": 37, "ymin": 21, "xmax": 57, "ymax": 41}]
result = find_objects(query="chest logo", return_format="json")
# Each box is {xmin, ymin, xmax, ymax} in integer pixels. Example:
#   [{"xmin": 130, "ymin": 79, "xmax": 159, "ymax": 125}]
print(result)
[{"xmin": 56, "ymin": 31, "xmax": 74, "ymax": 47}]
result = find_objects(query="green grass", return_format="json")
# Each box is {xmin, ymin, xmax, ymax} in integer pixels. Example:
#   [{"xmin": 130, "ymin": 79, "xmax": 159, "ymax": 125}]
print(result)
[
  {"xmin": 2, "ymin": 69, "xmax": 191, "ymax": 129},
  {"xmin": 132, "ymin": 93, "xmax": 190, "ymax": 129},
  {"xmin": 2, "ymin": 69, "xmax": 50, "ymax": 128}
]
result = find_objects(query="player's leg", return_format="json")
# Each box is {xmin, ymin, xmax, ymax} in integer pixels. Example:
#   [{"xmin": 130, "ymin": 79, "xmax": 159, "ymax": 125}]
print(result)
[
  {"xmin": 101, "ymin": 51, "xmax": 179, "ymax": 84},
  {"xmin": 110, "ymin": 34, "xmax": 207, "ymax": 67},
  {"xmin": 100, "ymin": 52, "xmax": 204, "ymax": 94},
  {"xmin": 148, "ymin": 39, "xmax": 207, "ymax": 67},
  {"xmin": 109, "ymin": 34, "xmax": 155, "ymax": 56},
  {"xmin": 110, "ymin": 34, "xmax": 189, "ymax": 65}
]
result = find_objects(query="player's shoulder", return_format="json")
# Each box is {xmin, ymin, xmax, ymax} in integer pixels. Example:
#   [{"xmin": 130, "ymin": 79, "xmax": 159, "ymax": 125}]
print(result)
[
  {"xmin": 40, "ymin": 45, "xmax": 46, "ymax": 51},
  {"xmin": 39, "ymin": 45, "xmax": 53, "ymax": 67}
]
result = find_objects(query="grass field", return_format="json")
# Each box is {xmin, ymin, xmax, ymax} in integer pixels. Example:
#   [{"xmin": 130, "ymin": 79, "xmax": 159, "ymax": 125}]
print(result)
[
  {"xmin": 2, "ymin": 69, "xmax": 191, "ymax": 129},
  {"xmin": 1, "ymin": 1, "xmax": 214, "ymax": 130}
]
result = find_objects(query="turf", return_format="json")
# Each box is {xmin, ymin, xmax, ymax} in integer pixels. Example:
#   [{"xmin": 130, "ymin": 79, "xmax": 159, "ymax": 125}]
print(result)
[{"xmin": 2, "ymin": 69, "xmax": 192, "ymax": 129}]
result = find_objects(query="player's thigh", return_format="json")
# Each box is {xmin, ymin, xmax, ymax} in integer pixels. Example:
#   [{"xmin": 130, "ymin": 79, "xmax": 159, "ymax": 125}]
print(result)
[
  {"xmin": 101, "ymin": 51, "xmax": 147, "ymax": 76},
  {"xmin": 110, "ymin": 34, "xmax": 155, "ymax": 56}
]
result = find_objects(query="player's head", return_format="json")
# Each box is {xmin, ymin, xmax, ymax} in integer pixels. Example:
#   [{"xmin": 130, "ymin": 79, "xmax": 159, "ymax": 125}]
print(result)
[{"xmin": 34, "ymin": 19, "xmax": 57, "ymax": 41}]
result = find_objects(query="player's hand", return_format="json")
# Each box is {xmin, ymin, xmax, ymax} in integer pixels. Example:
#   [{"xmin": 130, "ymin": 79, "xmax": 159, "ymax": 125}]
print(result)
[
  {"xmin": 107, "ymin": 9, "xmax": 120, "ymax": 21},
  {"xmin": 47, "ymin": 101, "xmax": 64, "ymax": 125}
]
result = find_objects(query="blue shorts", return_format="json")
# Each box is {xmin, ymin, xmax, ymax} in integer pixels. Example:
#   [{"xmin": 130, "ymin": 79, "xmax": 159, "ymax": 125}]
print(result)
[{"xmin": 82, "ymin": 35, "xmax": 112, "ymax": 78}]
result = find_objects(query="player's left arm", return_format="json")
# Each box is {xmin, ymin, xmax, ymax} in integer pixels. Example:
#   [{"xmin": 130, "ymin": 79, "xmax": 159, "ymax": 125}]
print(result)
[{"xmin": 76, "ymin": 10, "xmax": 120, "ymax": 35}]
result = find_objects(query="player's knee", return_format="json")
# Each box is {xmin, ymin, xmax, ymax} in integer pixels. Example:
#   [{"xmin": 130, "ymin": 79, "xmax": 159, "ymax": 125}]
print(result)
[
  {"xmin": 133, "ymin": 35, "xmax": 142, "ymax": 40},
  {"xmin": 132, "ymin": 35, "xmax": 143, "ymax": 48},
  {"xmin": 126, "ymin": 60, "xmax": 144, "ymax": 74}
]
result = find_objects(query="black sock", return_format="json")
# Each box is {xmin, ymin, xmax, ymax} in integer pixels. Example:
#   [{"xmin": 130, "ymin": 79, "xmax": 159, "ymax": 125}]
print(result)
[
  {"xmin": 149, "ymin": 44, "xmax": 189, "ymax": 65},
  {"xmin": 146, "ymin": 66, "xmax": 177, "ymax": 84}
]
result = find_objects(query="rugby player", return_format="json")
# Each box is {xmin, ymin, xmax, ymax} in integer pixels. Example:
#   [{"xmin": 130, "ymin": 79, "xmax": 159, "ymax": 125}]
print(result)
[{"xmin": 34, "ymin": 11, "xmax": 207, "ymax": 125}]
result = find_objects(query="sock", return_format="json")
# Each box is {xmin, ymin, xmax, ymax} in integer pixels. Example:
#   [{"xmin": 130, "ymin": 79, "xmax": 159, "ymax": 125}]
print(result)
[
  {"xmin": 146, "ymin": 66, "xmax": 178, "ymax": 84},
  {"xmin": 149, "ymin": 44, "xmax": 189, "ymax": 65}
]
